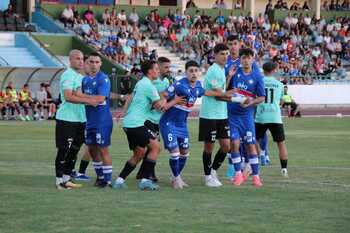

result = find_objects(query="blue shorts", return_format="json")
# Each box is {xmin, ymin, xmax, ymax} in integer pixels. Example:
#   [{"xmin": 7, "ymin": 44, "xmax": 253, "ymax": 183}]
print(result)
[
  {"xmin": 85, "ymin": 125, "xmax": 113, "ymax": 147},
  {"xmin": 229, "ymin": 114, "xmax": 256, "ymax": 144},
  {"xmin": 160, "ymin": 122, "xmax": 189, "ymax": 151}
]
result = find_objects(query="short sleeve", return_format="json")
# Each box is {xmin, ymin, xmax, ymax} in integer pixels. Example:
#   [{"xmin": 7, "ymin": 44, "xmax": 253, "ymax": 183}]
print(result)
[
  {"xmin": 166, "ymin": 83, "xmax": 176, "ymax": 99},
  {"xmin": 255, "ymin": 74, "xmax": 266, "ymax": 97},
  {"xmin": 145, "ymin": 83, "xmax": 160, "ymax": 102},
  {"xmin": 61, "ymin": 73, "xmax": 74, "ymax": 91},
  {"xmin": 98, "ymin": 75, "xmax": 111, "ymax": 97}
]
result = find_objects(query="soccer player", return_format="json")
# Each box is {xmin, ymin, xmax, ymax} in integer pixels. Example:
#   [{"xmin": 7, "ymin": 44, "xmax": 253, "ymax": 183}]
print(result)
[
  {"xmin": 255, "ymin": 62, "xmax": 289, "ymax": 177},
  {"xmin": 136, "ymin": 56, "xmax": 172, "ymax": 182},
  {"xmin": 226, "ymin": 48, "xmax": 265, "ymax": 187},
  {"xmin": 19, "ymin": 84, "xmax": 34, "ymax": 121},
  {"xmin": 5, "ymin": 84, "xmax": 22, "ymax": 120},
  {"xmin": 225, "ymin": 35, "xmax": 261, "ymax": 178},
  {"xmin": 54, "ymin": 50, "xmax": 99, "ymax": 190},
  {"xmin": 113, "ymin": 60, "xmax": 165, "ymax": 191},
  {"xmin": 0, "ymin": 90, "xmax": 7, "ymax": 120},
  {"xmin": 160, "ymin": 60, "xmax": 229, "ymax": 189},
  {"xmin": 82, "ymin": 52, "xmax": 114, "ymax": 187},
  {"xmin": 199, "ymin": 43, "xmax": 233, "ymax": 187}
]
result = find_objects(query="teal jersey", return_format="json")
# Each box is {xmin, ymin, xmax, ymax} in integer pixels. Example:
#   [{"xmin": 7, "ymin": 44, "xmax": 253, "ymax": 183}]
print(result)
[
  {"xmin": 56, "ymin": 68, "xmax": 86, "ymax": 123},
  {"xmin": 199, "ymin": 63, "xmax": 227, "ymax": 119},
  {"xmin": 123, "ymin": 77, "xmax": 161, "ymax": 128},
  {"xmin": 255, "ymin": 76, "xmax": 284, "ymax": 124},
  {"xmin": 147, "ymin": 77, "xmax": 170, "ymax": 124}
]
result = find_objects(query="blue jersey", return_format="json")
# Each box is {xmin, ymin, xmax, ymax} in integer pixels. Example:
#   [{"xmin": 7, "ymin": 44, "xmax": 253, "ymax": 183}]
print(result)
[
  {"xmin": 161, "ymin": 77, "xmax": 205, "ymax": 127},
  {"xmin": 224, "ymin": 56, "xmax": 261, "ymax": 77},
  {"xmin": 82, "ymin": 72, "xmax": 112, "ymax": 129},
  {"xmin": 227, "ymin": 68, "xmax": 265, "ymax": 116}
]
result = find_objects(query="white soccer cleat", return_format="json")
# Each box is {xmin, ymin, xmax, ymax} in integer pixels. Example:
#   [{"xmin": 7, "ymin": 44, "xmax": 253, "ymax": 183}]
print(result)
[
  {"xmin": 243, "ymin": 163, "xmax": 252, "ymax": 178},
  {"xmin": 281, "ymin": 168, "xmax": 289, "ymax": 178},
  {"xmin": 172, "ymin": 176, "xmax": 183, "ymax": 189},
  {"xmin": 179, "ymin": 176, "xmax": 189, "ymax": 187},
  {"xmin": 204, "ymin": 175, "xmax": 222, "ymax": 187},
  {"xmin": 210, "ymin": 169, "xmax": 223, "ymax": 186}
]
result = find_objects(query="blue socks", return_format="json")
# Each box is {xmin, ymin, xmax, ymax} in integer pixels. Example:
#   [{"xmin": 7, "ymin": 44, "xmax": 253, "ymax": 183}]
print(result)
[
  {"xmin": 249, "ymin": 154, "xmax": 259, "ymax": 176},
  {"xmin": 178, "ymin": 155, "xmax": 188, "ymax": 174},
  {"xmin": 102, "ymin": 165, "xmax": 113, "ymax": 184},
  {"xmin": 169, "ymin": 154, "xmax": 180, "ymax": 177},
  {"xmin": 230, "ymin": 152, "xmax": 242, "ymax": 172},
  {"xmin": 93, "ymin": 161, "xmax": 104, "ymax": 179}
]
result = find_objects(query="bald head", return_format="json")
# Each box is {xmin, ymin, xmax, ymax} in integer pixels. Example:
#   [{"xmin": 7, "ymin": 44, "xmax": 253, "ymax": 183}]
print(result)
[{"xmin": 69, "ymin": 50, "xmax": 84, "ymax": 71}]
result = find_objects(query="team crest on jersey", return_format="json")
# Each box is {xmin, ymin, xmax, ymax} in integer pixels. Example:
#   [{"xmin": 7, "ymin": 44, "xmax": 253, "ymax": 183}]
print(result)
[
  {"xmin": 248, "ymin": 79, "xmax": 254, "ymax": 84},
  {"xmin": 168, "ymin": 85, "xmax": 175, "ymax": 92},
  {"xmin": 92, "ymin": 82, "xmax": 96, "ymax": 86}
]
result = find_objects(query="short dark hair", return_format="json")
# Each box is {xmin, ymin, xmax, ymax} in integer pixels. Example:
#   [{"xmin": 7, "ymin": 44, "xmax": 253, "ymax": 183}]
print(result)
[
  {"xmin": 185, "ymin": 60, "xmax": 200, "ymax": 70},
  {"xmin": 157, "ymin": 57, "xmax": 170, "ymax": 64},
  {"xmin": 23, "ymin": 84, "xmax": 29, "ymax": 88},
  {"xmin": 213, "ymin": 43, "xmax": 229, "ymax": 54},
  {"xmin": 263, "ymin": 62, "xmax": 277, "ymax": 73},
  {"xmin": 87, "ymin": 52, "xmax": 101, "ymax": 59},
  {"xmin": 141, "ymin": 60, "xmax": 157, "ymax": 75},
  {"xmin": 227, "ymin": 34, "xmax": 239, "ymax": 42},
  {"xmin": 40, "ymin": 83, "xmax": 45, "ymax": 87},
  {"xmin": 239, "ymin": 48, "xmax": 254, "ymax": 57}
]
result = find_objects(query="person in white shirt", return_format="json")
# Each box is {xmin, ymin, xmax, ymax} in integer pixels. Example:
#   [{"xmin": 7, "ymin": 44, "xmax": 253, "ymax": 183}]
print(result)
[
  {"xmin": 128, "ymin": 7, "xmax": 139, "ymax": 25},
  {"xmin": 60, "ymin": 5, "xmax": 74, "ymax": 28}
]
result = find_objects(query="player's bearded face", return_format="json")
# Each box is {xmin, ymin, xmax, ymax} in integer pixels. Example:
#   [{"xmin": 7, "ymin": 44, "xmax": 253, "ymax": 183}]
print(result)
[
  {"xmin": 159, "ymin": 62, "xmax": 171, "ymax": 76},
  {"xmin": 186, "ymin": 67, "xmax": 199, "ymax": 83}
]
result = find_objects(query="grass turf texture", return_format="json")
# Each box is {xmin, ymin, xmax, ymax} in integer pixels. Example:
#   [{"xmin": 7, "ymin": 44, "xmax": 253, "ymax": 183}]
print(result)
[{"xmin": 0, "ymin": 118, "xmax": 349, "ymax": 233}]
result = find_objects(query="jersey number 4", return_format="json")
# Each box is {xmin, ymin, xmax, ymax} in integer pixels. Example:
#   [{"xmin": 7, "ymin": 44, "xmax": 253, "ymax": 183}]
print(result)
[{"xmin": 264, "ymin": 88, "xmax": 274, "ymax": 104}]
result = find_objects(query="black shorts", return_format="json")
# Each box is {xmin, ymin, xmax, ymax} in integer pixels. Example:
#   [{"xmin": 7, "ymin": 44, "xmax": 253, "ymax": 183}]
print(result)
[
  {"xmin": 255, "ymin": 123, "xmax": 285, "ymax": 142},
  {"xmin": 123, "ymin": 126, "xmax": 157, "ymax": 150},
  {"xmin": 198, "ymin": 118, "xmax": 230, "ymax": 142},
  {"xmin": 144, "ymin": 120, "xmax": 160, "ymax": 136},
  {"xmin": 55, "ymin": 119, "xmax": 85, "ymax": 149}
]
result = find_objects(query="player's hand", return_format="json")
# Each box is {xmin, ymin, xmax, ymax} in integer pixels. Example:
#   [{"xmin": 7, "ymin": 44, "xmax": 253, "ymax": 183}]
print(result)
[
  {"xmin": 228, "ymin": 66, "xmax": 236, "ymax": 79},
  {"xmin": 240, "ymin": 97, "xmax": 254, "ymax": 108},
  {"xmin": 174, "ymin": 95, "xmax": 186, "ymax": 105},
  {"xmin": 87, "ymin": 98, "xmax": 99, "ymax": 107},
  {"xmin": 223, "ymin": 88, "xmax": 238, "ymax": 98}
]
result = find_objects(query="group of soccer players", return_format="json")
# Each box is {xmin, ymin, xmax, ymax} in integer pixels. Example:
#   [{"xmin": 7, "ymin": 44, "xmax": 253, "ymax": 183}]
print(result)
[{"xmin": 54, "ymin": 35, "xmax": 289, "ymax": 190}]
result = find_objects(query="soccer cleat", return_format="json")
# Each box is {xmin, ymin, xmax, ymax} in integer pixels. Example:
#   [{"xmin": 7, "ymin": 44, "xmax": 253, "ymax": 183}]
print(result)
[
  {"xmin": 252, "ymin": 175, "xmax": 263, "ymax": 187},
  {"xmin": 265, "ymin": 156, "xmax": 271, "ymax": 165},
  {"xmin": 56, "ymin": 182, "xmax": 72, "ymax": 190},
  {"xmin": 25, "ymin": 115, "xmax": 31, "ymax": 121},
  {"xmin": 232, "ymin": 173, "xmax": 244, "ymax": 186},
  {"xmin": 171, "ymin": 177, "xmax": 183, "ymax": 189},
  {"xmin": 226, "ymin": 164, "xmax": 235, "ymax": 180},
  {"xmin": 75, "ymin": 173, "xmax": 91, "ymax": 182},
  {"xmin": 179, "ymin": 176, "xmax": 189, "ymax": 187},
  {"xmin": 281, "ymin": 168, "xmax": 289, "ymax": 178},
  {"xmin": 65, "ymin": 180, "xmax": 82, "ymax": 189},
  {"xmin": 112, "ymin": 180, "xmax": 128, "ymax": 189},
  {"xmin": 149, "ymin": 174, "xmax": 159, "ymax": 183},
  {"xmin": 138, "ymin": 179, "xmax": 159, "ymax": 191},
  {"xmin": 96, "ymin": 181, "xmax": 112, "ymax": 188},
  {"xmin": 204, "ymin": 175, "xmax": 222, "ymax": 187},
  {"xmin": 70, "ymin": 170, "xmax": 77, "ymax": 178},
  {"xmin": 94, "ymin": 178, "xmax": 105, "ymax": 187},
  {"xmin": 19, "ymin": 115, "xmax": 25, "ymax": 121},
  {"xmin": 210, "ymin": 169, "xmax": 222, "ymax": 186}
]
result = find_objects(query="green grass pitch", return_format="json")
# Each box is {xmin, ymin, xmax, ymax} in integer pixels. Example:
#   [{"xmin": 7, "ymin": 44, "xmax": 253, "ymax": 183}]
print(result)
[{"xmin": 0, "ymin": 118, "xmax": 350, "ymax": 233}]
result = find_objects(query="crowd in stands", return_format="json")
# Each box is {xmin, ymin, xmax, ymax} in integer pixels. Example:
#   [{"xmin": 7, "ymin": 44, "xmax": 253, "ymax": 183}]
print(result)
[
  {"xmin": 58, "ymin": 2, "xmax": 349, "ymax": 84},
  {"xmin": 0, "ymin": 82, "xmax": 58, "ymax": 121}
]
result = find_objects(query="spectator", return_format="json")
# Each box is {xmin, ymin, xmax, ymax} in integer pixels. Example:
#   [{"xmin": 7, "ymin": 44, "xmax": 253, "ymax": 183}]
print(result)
[
  {"xmin": 265, "ymin": 0, "xmax": 274, "ymax": 15},
  {"xmin": 4, "ymin": 4, "xmax": 15, "ymax": 18},
  {"xmin": 212, "ymin": 0, "xmax": 220, "ymax": 9},
  {"xmin": 117, "ymin": 9, "xmax": 128, "ymax": 26},
  {"xmin": 186, "ymin": 0, "xmax": 197, "ymax": 9},
  {"xmin": 234, "ymin": 0, "xmax": 242, "ymax": 9},
  {"xmin": 83, "ymin": 5, "xmax": 94, "ymax": 24},
  {"xmin": 302, "ymin": 1, "xmax": 311, "ymax": 10},
  {"xmin": 129, "ymin": 8, "xmax": 139, "ymax": 25},
  {"xmin": 322, "ymin": 1, "xmax": 329, "ymax": 10},
  {"xmin": 35, "ymin": 83, "xmax": 48, "ymax": 120},
  {"xmin": 60, "ymin": 5, "xmax": 75, "ymax": 28},
  {"xmin": 218, "ymin": 0, "xmax": 227, "ymax": 9},
  {"xmin": 102, "ymin": 8, "xmax": 111, "ymax": 26}
]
